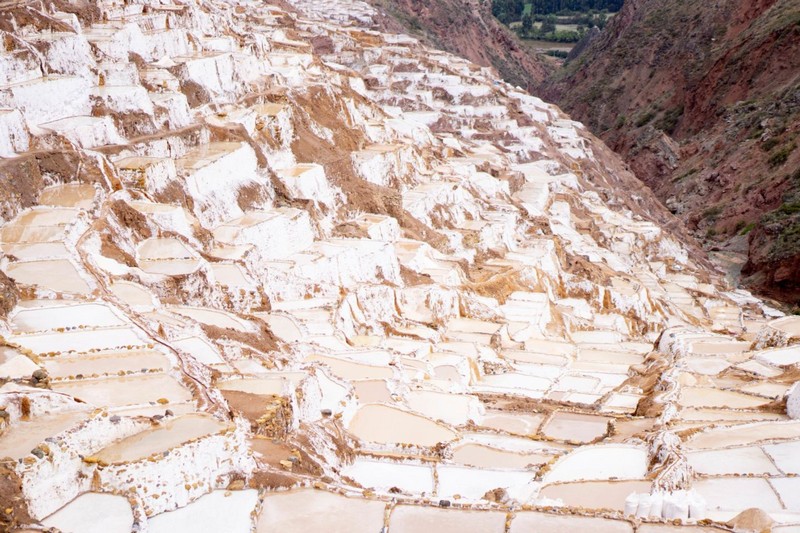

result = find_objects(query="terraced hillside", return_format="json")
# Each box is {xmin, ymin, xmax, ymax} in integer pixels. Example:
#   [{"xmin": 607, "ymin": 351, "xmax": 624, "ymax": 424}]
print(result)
[{"xmin": 0, "ymin": 0, "xmax": 798, "ymax": 531}]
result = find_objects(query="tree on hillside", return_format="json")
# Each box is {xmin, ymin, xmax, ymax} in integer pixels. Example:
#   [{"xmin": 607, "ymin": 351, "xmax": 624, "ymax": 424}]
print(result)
[
  {"xmin": 521, "ymin": 13, "xmax": 533, "ymax": 32},
  {"xmin": 491, "ymin": 0, "xmax": 526, "ymax": 24},
  {"xmin": 541, "ymin": 14, "xmax": 556, "ymax": 33},
  {"xmin": 594, "ymin": 13, "xmax": 608, "ymax": 28}
]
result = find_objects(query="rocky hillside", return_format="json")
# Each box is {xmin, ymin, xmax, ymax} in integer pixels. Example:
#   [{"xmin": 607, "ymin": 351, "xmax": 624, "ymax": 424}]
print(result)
[
  {"xmin": 367, "ymin": 0, "xmax": 552, "ymax": 89},
  {"xmin": 543, "ymin": 0, "xmax": 800, "ymax": 305}
]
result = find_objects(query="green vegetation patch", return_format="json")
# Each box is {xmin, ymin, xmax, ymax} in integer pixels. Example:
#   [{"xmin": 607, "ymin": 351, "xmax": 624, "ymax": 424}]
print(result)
[
  {"xmin": 672, "ymin": 168, "xmax": 698, "ymax": 183},
  {"xmin": 493, "ymin": 0, "xmax": 622, "ymax": 22},
  {"xmin": 493, "ymin": 0, "xmax": 620, "ymax": 46},
  {"xmin": 635, "ymin": 110, "xmax": 656, "ymax": 127},
  {"xmin": 768, "ymin": 143, "xmax": 797, "ymax": 168},
  {"xmin": 703, "ymin": 205, "xmax": 723, "ymax": 220},
  {"xmin": 764, "ymin": 182, "xmax": 800, "ymax": 260},
  {"xmin": 778, "ymin": 198, "xmax": 800, "ymax": 215},
  {"xmin": 655, "ymin": 106, "xmax": 684, "ymax": 134},
  {"xmin": 761, "ymin": 137, "xmax": 781, "ymax": 152},
  {"xmin": 771, "ymin": 220, "xmax": 800, "ymax": 260},
  {"xmin": 738, "ymin": 222, "xmax": 756, "ymax": 235}
]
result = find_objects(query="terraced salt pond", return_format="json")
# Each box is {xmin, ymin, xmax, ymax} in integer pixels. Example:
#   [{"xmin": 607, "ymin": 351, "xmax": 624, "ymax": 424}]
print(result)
[
  {"xmin": 542, "ymin": 445, "xmax": 648, "ymax": 484},
  {"xmin": 2, "ymin": 242, "xmax": 71, "ymax": 259},
  {"xmin": 170, "ymin": 305, "xmax": 251, "ymax": 331},
  {"xmin": 306, "ymin": 354, "xmax": 394, "ymax": 380},
  {"xmin": 51, "ymin": 374, "xmax": 192, "ymax": 409},
  {"xmin": 540, "ymin": 411, "xmax": 611, "ymax": 442},
  {"xmin": 0, "ymin": 224, "xmax": 67, "ymax": 244},
  {"xmin": 210, "ymin": 263, "xmax": 253, "ymax": 286},
  {"xmin": 42, "ymin": 493, "xmax": 133, "ymax": 533},
  {"xmin": 12, "ymin": 326, "xmax": 148, "ymax": 354},
  {"xmin": 695, "ymin": 478, "xmax": 784, "ymax": 514},
  {"xmin": 137, "ymin": 238, "xmax": 202, "ymax": 275},
  {"xmin": 389, "ymin": 506, "xmax": 506, "ymax": 533},
  {"xmin": 10, "ymin": 302, "xmax": 126, "ymax": 332},
  {"xmin": 0, "ymin": 221, "xmax": 64, "ymax": 245},
  {"xmin": 450, "ymin": 442, "xmax": 550, "ymax": 468},
  {"xmin": 172, "ymin": 337, "xmax": 226, "ymax": 366},
  {"xmin": 767, "ymin": 316, "xmax": 800, "ymax": 337},
  {"xmin": 687, "ymin": 446, "xmax": 780, "ymax": 475},
  {"xmin": 0, "ymin": 346, "xmax": 37, "ymax": 378},
  {"xmin": 0, "ymin": 410, "xmax": 88, "ymax": 459},
  {"xmin": 148, "ymin": 490, "xmax": 258, "ymax": 533},
  {"xmin": 259, "ymin": 313, "xmax": 304, "ymax": 342},
  {"xmin": 4, "ymin": 259, "xmax": 92, "ymax": 294},
  {"xmin": 686, "ymin": 421, "xmax": 800, "ymax": 450},
  {"xmin": 539, "ymin": 480, "xmax": 652, "ymax": 511},
  {"xmin": 478, "ymin": 411, "xmax": 545, "ymax": 435},
  {"xmin": 94, "ymin": 414, "xmax": 228, "ymax": 463},
  {"xmin": 217, "ymin": 377, "xmax": 290, "ymax": 396},
  {"xmin": 110, "ymin": 281, "xmax": 157, "ymax": 309},
  {"xmin": 679, "ymin": 387, "xmax": 770, "ymax": 409},
  {"xmin": 4, "ymin": 207, "xmax": 81, "ymax": 228},
  {"xmin": 405, "ymin": 389, "xmax": 482, "ymax": 425},
  {"xmin": 343, "ymin": 458, "xmax": 435, "ymax": 494},
  {"xmin": 509, "ymin": 512, "xmax": 634, "ymax": 532},
  {"xmin": 42, "ymin": 349, "xmax": 170, "ymax": 379},
  {"xmin": 348, "ymin": 404, "xmax": 457, "ymax": 446},
  {"xmin": 38, "ymin": 183, "xmax": 96, "ymax": 208},
  {"xmin": 257, "ymin": 490, "xmax": 386, "ymax": 533},
  {"xmin": 352, "ymin": 379, "xmax": 392, "ymax": 403}
]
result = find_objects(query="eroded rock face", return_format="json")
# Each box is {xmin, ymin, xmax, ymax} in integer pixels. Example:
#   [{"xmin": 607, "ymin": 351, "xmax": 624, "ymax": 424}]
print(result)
[
  {"xmin": 0, "ymin": 462, "xmax": 33, "ymax": 532},
  {"xmin": 0, "ymin": 271, "xmax": 18, "ymax": 319},
  {"xmin": 0, "ymin": 0, "xmax": 797, "ymax": 531}
]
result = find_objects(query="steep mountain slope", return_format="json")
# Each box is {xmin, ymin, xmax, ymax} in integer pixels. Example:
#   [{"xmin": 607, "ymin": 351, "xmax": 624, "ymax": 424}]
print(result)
[
  {"xmin": 543, "ymin": 0, "xmax": 800, "ymax": 304},
  {"xmin": 367, "ymin": 0, "xmax": 552, "ymax": 89}
]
